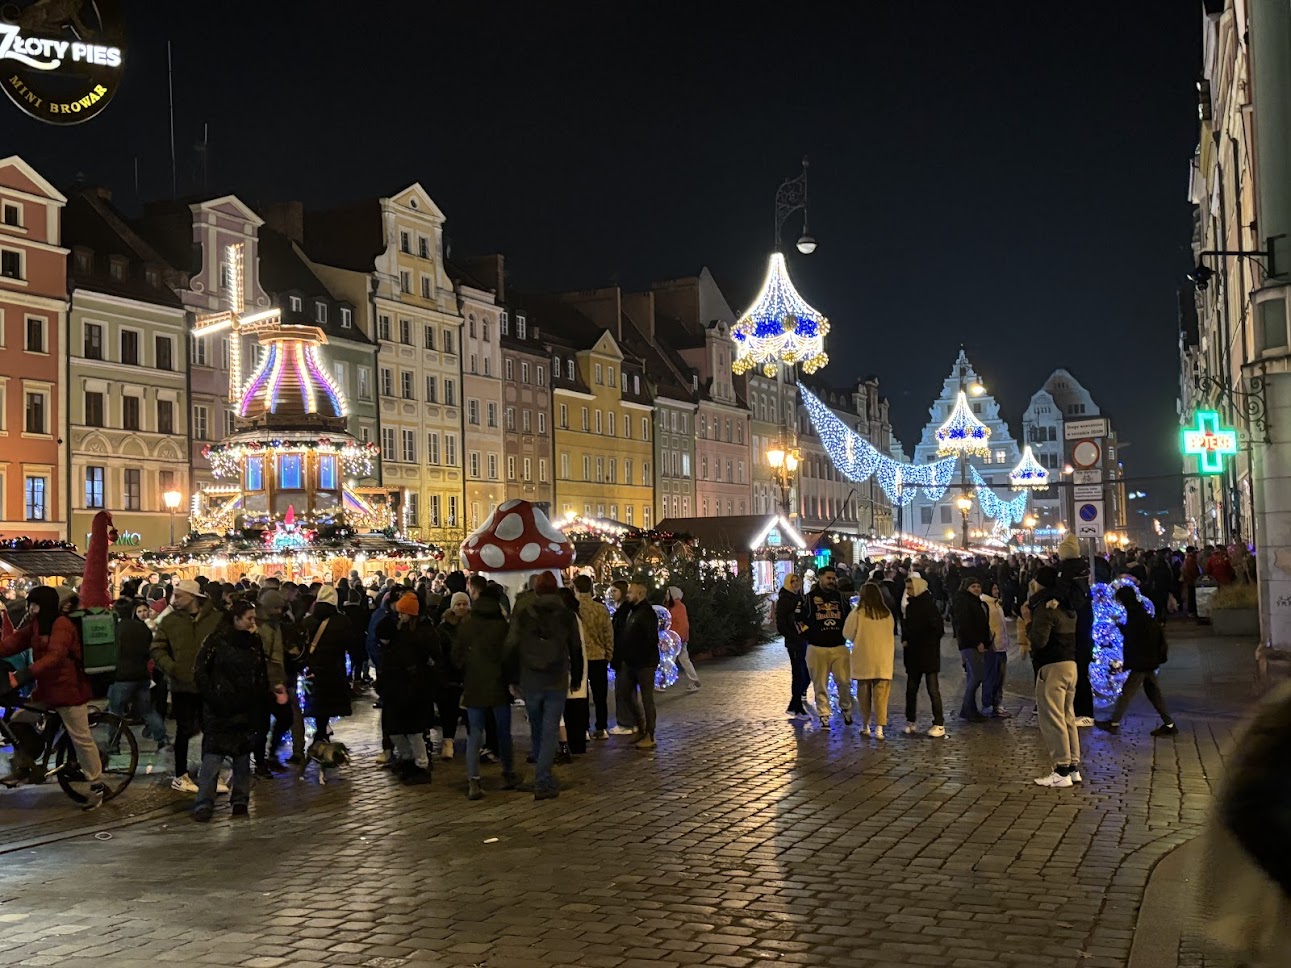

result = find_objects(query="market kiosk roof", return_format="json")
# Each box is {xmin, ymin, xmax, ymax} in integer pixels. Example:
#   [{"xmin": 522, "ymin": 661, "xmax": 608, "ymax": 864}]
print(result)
[
  {"xmin": 0, "ymin": 549, "xmax": 87, "ymax": 577},
  {"xmin": 655, "ymin": 514, "xmax": 807, "ymax": 553}
]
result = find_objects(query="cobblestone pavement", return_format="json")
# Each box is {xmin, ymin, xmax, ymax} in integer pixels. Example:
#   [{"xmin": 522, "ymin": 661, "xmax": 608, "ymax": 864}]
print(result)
[{"xmin": 0, "ymin": 620, "xmax": 1265, "ymax": 968}]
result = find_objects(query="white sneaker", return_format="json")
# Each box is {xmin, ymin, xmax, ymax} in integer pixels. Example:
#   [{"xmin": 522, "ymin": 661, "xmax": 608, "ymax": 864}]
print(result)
[
  {"xmin": 926, "ymin": 725, "xmax": 946, "ymax": 738},
  {"xmin": 1070, "ymin": 770, "xmax": 1083, "ymax": 785},
  {"xmin": 1075, "ymin": 717, "xmax": 1095, "ymax": 728},
  {"xmin": 216, "ymin": 774, "xmax": 230, "ymax": 795},
  {"xmin": 373, "ymin": 750, "xmax": 391, "ymax": 765},
  {"xmin": 608, "ymin": 725, "xmax": 636, "ymax": 736},
  {"xmin": 903, "ymin": 723, "xmax": 918, "ymax": 735},
  {"xmin": 441, "ymin": 738, "xmax": 455, "ymax": 760},
  {"xmin": 1034, "ymin": 771, "xmax": 1074, "ymax": 788},
  {"xmin": 874, "ymin": 726, "xmax": 885, "ymax": 740},
  {"xmin": 171, "ymin": 773, "xmax": 198, "ymax": 793},
  {"xmin": 859, "ymin": 725, "xmax": 871, "ymax": 738}
]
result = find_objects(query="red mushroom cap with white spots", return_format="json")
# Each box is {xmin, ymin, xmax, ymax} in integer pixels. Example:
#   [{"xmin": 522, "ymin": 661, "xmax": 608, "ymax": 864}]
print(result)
[{"xmin": 460, "ymin": 499, "xmax": 576, "ymax": 572}]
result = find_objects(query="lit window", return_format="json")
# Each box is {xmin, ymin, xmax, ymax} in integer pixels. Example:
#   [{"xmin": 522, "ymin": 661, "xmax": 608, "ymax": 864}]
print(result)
[
  {"xmin": 318, "ymin": 455, "xmax": 337, "ymax": 490},
  {"xmin": 246, "ymin": 457, "xmax": 264, "ymax": 491},
  {"xmin": 279, "ymin": 454, "xmax": 303, "ymax": 489}
]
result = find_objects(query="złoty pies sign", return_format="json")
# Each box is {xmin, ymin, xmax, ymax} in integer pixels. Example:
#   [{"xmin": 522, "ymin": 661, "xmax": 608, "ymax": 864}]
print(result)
[{"xmin": 1, "ymin": 1, "xmax": 124, "ymax": 125}]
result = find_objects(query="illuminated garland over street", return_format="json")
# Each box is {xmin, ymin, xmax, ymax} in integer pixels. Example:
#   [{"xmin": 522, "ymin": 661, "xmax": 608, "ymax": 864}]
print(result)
[
  {"xmin": 968, "ymin": 465, "xmax": 1028, "ymax": 527},
  {"xmin": 731, "ymin": 253, "xmax": 829, "ymax": 378},
  {"xmin": 799, "ymin": 386, "xmax": 955, "ymax": 503}
]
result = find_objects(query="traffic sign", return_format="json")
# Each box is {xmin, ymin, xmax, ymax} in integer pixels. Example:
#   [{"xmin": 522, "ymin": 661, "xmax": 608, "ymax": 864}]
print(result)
[
  {"xmin": 1074, "ymin": 484, "xmax": 1103, "ymax": 501},
  {"xmin": 1073, "ymin": 469, "xmax": 1102, "ymax": 485},
  {"xmin": 1075, "ymin": 500, "xmax": 1105, "ymax": 538},
  {"xmin": 1071, "ymin": 439, "xmax": 1101, "ymax": 470},
  {"xmin": 1065, "ymin": 417, "xmax": 1109, "ymax": 440}
]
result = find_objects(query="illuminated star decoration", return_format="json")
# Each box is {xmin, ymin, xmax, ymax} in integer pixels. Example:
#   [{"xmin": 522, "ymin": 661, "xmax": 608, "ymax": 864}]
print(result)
[
  {"xmin": 968, "ymin": 465, "xmax": 1028, "ymax": 527},
  {"xmin": 731, "ymin": 253, "xmax": 829, "ymax": 378},
  {"xmin": 935, "ymin": 391, "xmax": 991, "ymax": 458},
  {"xmin": 192, "ymin": 242, "xmax": 284, "ymax": 402},
  {"xmin": 1090, "ymin": 578, "xmax": 1155, "ymax": 702},
  {"xmin": 1009, "ymin": 445, "xmax": 1050, "ymax": 491},
  {"xmin": 799, "ymin": 386, "xmax": 955, "ymax": 504}
]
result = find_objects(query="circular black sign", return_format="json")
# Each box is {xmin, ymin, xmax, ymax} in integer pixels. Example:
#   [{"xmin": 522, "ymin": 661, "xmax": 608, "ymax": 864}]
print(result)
[{"xmin": 0, "ymin": 1, "xmax": 125, "ymax": 126}]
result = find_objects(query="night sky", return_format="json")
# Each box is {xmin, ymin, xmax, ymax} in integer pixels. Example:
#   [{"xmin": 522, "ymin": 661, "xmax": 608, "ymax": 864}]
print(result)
[{"xmin": 9, "ymin": 1, "xmax": 1200, "ymax": 518}]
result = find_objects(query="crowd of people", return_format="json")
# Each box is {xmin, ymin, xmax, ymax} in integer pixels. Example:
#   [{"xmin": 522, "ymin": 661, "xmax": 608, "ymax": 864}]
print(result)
[{"xmin": 0, "ymin": 568, "xmax": 696, "ymax": 817}]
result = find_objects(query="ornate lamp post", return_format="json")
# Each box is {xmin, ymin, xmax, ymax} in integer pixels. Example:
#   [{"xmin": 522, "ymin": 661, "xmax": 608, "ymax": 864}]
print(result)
[
  {"xmin": 1023, "ymin": 513, "xmax": 1038, "ymax": 550},
  {"xmin": 766, "ymin": 445, "xmax": 801, "ymax": 517},
  {"xmin": 163, "ymin": 489, "xmax": 183, "ymax": 545},
  {"xmin": 955, "ymin": 494, "xmax": 974, "ymax": 550}
]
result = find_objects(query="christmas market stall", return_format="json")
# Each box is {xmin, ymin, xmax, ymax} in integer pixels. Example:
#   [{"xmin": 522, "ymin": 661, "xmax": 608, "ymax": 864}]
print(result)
[
  {"xmin": 0, "ymin": 538, "xmax": 86, "ymax": 598},
  {"xmin": 656, "ymin": 514, "xmax": 809, "ymax": 595},
  {"xmin": 552, "ymin": 514, "xmax": 696, "ymax": 584}
]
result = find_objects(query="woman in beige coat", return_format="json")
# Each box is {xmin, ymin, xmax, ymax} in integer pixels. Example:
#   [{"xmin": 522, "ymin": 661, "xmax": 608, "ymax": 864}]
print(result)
[{"xmin": 844, "ymin": 583, "xmax": 895, "ymax": 739}]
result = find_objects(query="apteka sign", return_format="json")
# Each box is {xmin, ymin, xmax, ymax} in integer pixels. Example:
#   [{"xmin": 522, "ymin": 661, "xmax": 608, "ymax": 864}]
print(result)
[{"xmin": 1, "ymin": 1, "xmax": 125, "ymax": 125}]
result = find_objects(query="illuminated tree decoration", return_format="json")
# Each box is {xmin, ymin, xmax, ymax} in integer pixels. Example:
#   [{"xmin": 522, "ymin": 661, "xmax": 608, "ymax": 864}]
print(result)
[
  {"xmin": 731, "ymin": 253, "xmax": 829, "ymax": 378},
  {"xmin": 1090, "ymin": 578, "xmax": 1154, "ymax": 702},
  {"xmin": 799, "ymin": 385, "xmax": 955, "ymax": 503},
  {"xmin": 1009, "ymin": 445, "xmax": 1050, "ymax": 491},
  {"xmin": 935, "ymin": 391, "xmax": 991, "ymax": 457},
  {"xmin": 968, "ymin": 465, "xmax": 1028, "ymax": 526}
]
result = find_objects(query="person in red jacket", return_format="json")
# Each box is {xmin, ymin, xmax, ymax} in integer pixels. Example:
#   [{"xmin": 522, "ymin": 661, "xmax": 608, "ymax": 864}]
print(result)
[{"xmin": 1, "ymin": 585, "xmax": 105, "ymax": 808}]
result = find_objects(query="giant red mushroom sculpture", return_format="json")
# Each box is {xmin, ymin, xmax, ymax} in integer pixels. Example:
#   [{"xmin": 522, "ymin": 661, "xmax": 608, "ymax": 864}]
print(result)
[{"xmin": 460, "ymin": 500, "xmax": 575, "ymax": 592}]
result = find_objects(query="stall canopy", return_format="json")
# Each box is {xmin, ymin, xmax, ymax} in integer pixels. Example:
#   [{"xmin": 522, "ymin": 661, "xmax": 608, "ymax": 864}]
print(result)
[
  {"xmin": 0, "ymin": 549, "xmax": 88, "ymax": 578},
  {"xmin": 656, "ymin": 514, "xmax": 807, "ymax": 556}
]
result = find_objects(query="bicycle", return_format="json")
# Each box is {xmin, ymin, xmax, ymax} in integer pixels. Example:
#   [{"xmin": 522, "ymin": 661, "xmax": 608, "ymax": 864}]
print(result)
[{"xmin": 0, "ymin": 696, "xmax": 139, "ymax": 804}]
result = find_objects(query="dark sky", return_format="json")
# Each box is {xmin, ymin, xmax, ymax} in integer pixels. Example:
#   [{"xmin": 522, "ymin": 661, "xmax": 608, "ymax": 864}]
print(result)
[{"xmin": 10, "ymin": 1, "xmax": 1199, "ymax": 516}]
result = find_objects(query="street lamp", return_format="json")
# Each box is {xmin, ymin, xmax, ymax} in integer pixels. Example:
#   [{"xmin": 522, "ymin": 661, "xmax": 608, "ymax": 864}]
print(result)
[
  {"xmin": 766, "ymin": 445, "xmax": 800, "ymax": 517},
  {"xmin": 1023, "ymin": 513, "xmax": 1038, "ymax": 550},
  {"xmin": 955, "ymin": 494, "xmax": 973, "ymax": 550},
  {"xmin": 163, "ymin": 489, "xmax": 183, "ymax": 545}
]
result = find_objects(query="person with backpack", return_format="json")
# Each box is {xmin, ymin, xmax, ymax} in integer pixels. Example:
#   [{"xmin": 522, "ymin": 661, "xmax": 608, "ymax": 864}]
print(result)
[
  {"xmin": 506, "ymin": 572, "xmax": 583, "ymax": 799},
  {"xmin": 1096, "ymin": 586, "xmax": 1177, "ymax": 736},
  {"xmin": 192, "ymin": 601, "xmax": 268, "ymax": 822},
  {"xmin": 454, "ymin": 584, "xmax": 518, "ymax": 800}
]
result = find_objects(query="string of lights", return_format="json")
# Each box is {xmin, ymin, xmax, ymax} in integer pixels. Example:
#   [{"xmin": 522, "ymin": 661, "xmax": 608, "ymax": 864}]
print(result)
[
  {"xmin": 1090, "ymin": 578, "xmax": 1154, "ymax": 702},
  {"xmin": 968, "ymin": 465, "xmax": 1028, "ymax": 526}
]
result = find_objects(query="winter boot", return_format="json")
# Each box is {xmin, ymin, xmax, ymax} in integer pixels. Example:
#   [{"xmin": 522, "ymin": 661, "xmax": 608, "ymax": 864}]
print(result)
[{"xmin": 467, "ymin": 777, "xmax": 483, "ymax": 801}]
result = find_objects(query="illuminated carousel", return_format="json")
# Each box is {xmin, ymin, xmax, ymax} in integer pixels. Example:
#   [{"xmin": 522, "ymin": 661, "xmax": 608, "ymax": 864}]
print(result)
[{"xmin": 136, "ymin": 277, "xmax": 440, "ymax": 581}]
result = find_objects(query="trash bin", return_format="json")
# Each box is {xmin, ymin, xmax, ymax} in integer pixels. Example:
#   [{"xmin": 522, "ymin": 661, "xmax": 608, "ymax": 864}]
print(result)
[{"xmin": 1195, "ymin": 578, "xmax": 1219, "ymax": 624}]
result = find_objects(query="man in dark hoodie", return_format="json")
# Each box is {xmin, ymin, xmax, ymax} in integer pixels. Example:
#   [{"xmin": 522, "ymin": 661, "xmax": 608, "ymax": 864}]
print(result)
[
  {"xmin": 615, "ymin": 580, "xmax": 661, "ymax": 749},
  {"xmin": 953, "ymin": 577, "xmax": 992, "ymax": 723},
  {"xmin": 507, "ymin": 572, "xmax": 583, "ymax": 799},
  {"xmin": 1026, "ymin": 565, "xmax": 1081, "ymax": 788},
  {"xmin": 803, "ymin": 565, "xmax": 852, "ymax": 729}
]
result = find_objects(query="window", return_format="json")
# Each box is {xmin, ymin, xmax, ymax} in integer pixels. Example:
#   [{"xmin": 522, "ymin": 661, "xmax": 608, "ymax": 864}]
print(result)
[
  {"xmin": 380, "ymin": 368, "xmax": 393, "ymax": 397},
  {"xmin": 358, "ymin": 367, "xmax": 372, "ymax": 400},
  {"xmin": 445, "ymin": 380, "xmax": 456, "ymax": 407},
  {"xmin": 399, "ymin": 271, "xmax": 411, "ymax": 294},
  {"xmin": 468, "ymin": 399, "xmax": 479, "ymax": 425},
  {"xmin": 276, "ymin": 454, "xmax": 303, "ymax": 489},
  {"xmin": 596, "ymin": 457, "xmax": 605, "ymax": 482},
  {"xmin": 445, "ymin": 434, "xmax": 457, "ymax": 466},
  {"xmin": 424, "ymin": 325, "xmax": 435, "ymax": 350},
  {"xmin": 116, "ymin": 329, "xmax": 139, "ymax": 365},
  {"xmin": 400, "ymin": 231, "xmax": 410, "ymax": 253},
  {"xmin": 157, "ymin": 399, "xmax": 174, "ymax": 435},
  {"xmin": 340, "ymin": 307, "xmax": 352, "ymax": 329},
  {"xmin": 595, "ymin": 410, "xmax": 603, "ymax": 434},
  {"xmin": 642, "ymin": 417, "xmax": 649, "ymax": 441},
  {"xmin": 583, "ymin": 455, "xmax": 591, "ymax": 481},
  {"xmin": 537, "ymin": 412, "xmax": 546, "ymax": 435},
  {"xmin": 1, "ymin": 249, "xmax": 22, "ymax": 279},
  {"xmin": 488, "ymin": 454, "xmax": 498, "ymax": 479},
  {"xmin": 1, "ymin": 203, "xmax": 18, "ymax": 226},
  {"xmin": 626, "ymin": 506, "xmax": 634, "ymax": 525},
  {"xmin": 84, "ymin": 466, "xmax": 104, "ymax": 509},
  {"xmin": 399, "ymin": 319, "xmax": 411, "ymax": 344},
  {"xmin": 25, "ymin": 316, "xmax": 44, "ymax": 353},
  {"xmin": 84, "ymin": 391, "xmax": 104, "ymax": 427},
  {"xmin": 426, "ymin": 375, "xmax": 438, "ymax": 403},
  {"xmin": 504, "ymin": 359, "xmax": 514, "ymax": 382},
  {"xmin": 537, "ymin": 365, "xmax": 545, "ymax": 387},
  {"xmin": 418, "ymin": 236, "xmax": 429, "ymax": 259},
  {"xmin": 561, "ymin": 453, "xmax": 570, "ymax": 479},
  {"xmin": 539, "ymin": 458, "xmax": 547, "ymax": 482},
  {"xmin": 155, "ymin": 335, "xmax": 173, "ymax": 371},
  {"xmin": 246, "ymin": 457, "xmax": 264, "ymax": 491},
  {"xmin": 406, "ymin": 492, "xmax": 419, "ymax": 527},
  {"xmin": 608, "ymin": 458, "xmax": 617, "ymax": 483},
  {"xmin": 470, "ymin": 354, "xmax": 478, "ymax": 374},
  {"xmin": 643, "ymin": 462, "xmax": 651, "ymax": 486},
  {"xmin": 581, "ymin": 407, "xmax": 589, "ymax": 431},
  {"xmin": 24, "ymin": 476, "xmax": 46, "ymax": 520},
  {"xmin": 24, "ymin": 391, "xmax": 45, "ymax": 434},
  {"xmin": 520, "ymin": 361, "xmax": 530, "ymax": 384},
  {"xmin": 193, "ymin": 405, "xmax": 209, "ymax": 440},
  {"xmin": 401, "ymin": 371, "xmax": 414, "ymax": 400},
  {"xmin": 402, "ymin": 429, "xmax": 416, "ymax": 463},
  {"xmin": 553, "ymin": 355, "xmax": 561, "ymax": 374},
  {"xmin": 381, "ymin": 428, "xmax": 396, "ymax": 461},
  {"xmin": 595, "ymin": 363, "xmax": 603, "ymax": 385},
  {"xmin": 429, "ymin": 494, "xmax": 441, "ymax": 526},
  {"xmin": 521, "ymin": 410, "xmax": 531, "ymax": 433},
  {"xmin": 469, "ymin": 452, "xmax": 481, "ymax": 477},
  {"xmin": 333, "ymin": 360, "xmax": 347, "ymax": 390},
  {"xmin": 633, "ymin": 375, "xmax": 640, "ymax": 395},
  {"xmin": 506, "ymin": 407, "xmax": 516, "ymax": 431},
  {"xmin": 522, "ymin": 457, "xmax": 530, "ymax": 480},
  {"xmin": 482, "ymin": 321, "xmax": 490, "ymax": 342},
  {"xmin": 377, "ymin": 314, "xmax": 391, "ymax": 341},
  {"xmin": 448, "ymin": 495, "xmax": 458, "ymax": 526},
  {"xmin": 608, "ymin": 412, "xmax": 615, "ymax": 437},
  {"xmin": 421, "ymin": 276, "xmax": 431, "ymax": 299},
  {"xmin": 288, "ymin": 295, "xmax": 303, "ymax": 312},
  {"xmin": 624, "ymin": 417, "xmax": 631, "ymax": 440},
  {"xmin": 123, "ymin": 468, "xmax": 141, "ymax": 510},
  {"xmin": 468, "ymin": 317, "xmax": 477, "ymax": 339},
  {"xmin": 84, "ymin": 323, "xmax": 103, "ymax": 360},
  {"xmin": 559, "ymin": 405, "xmax": 568, "ymax": 429},
  {"xmin": 566, "ymin": 360, "xmax": 574, "ymax": 380},
  {"xmin": 517, "ymin": 315, "xmax": 527, "ymax": 339}
]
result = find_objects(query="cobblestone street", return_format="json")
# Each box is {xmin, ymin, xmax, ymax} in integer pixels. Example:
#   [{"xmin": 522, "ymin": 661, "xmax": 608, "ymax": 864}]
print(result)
[{"xmin": 0, "ymin": 625, "xmax": 1264, "ymax": 968}]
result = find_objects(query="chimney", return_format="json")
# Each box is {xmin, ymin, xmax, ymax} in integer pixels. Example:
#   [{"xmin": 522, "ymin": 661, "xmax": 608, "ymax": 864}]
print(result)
[
  {"xmin": 264, "ymin": 200, "xmax": 304, "ymax": 244},
  {"xmin": 90, "ymin": 186, "xmax": 112, "ymax": 201}
]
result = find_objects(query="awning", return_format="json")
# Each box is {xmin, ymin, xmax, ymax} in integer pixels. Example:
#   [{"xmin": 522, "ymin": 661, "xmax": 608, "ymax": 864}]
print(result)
[{"xmin": 0, "ymin": 549, "xmax": 87, "ymax": 578}]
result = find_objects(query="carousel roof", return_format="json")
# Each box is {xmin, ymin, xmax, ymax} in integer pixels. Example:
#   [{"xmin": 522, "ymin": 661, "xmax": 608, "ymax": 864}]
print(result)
[{"xmin": 237, "ymin": 326, "xmax": 350, "ymax": 433}]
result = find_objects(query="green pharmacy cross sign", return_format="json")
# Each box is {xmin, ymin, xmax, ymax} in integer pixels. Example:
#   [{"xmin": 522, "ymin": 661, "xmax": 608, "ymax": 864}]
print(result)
[{"xmin": 1182, "ymin": 410, "xmax": 1239, "ymax": 474}]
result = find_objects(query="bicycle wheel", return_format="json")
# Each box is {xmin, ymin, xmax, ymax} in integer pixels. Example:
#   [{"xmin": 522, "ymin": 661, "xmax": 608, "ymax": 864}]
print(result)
[{"xmin": 54, "ymin": 710, "xmax": 138, "ymax": 803}]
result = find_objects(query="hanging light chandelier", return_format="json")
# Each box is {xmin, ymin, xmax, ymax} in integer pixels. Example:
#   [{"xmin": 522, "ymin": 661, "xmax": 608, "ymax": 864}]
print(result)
[
  {"xmin": 731, "ymin": 253, "xmax": 829, "ymax": 378},
  {"xmin": 1009, "ymin": 445, "xmax": 1050, "ymax": 491},
  {"xmin": 935, "ymin": 390, "xmax": 991, "ymax": 457}
]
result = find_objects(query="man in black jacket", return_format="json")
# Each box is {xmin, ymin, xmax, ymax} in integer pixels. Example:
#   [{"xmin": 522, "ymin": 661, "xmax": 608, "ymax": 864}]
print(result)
[
  {"xmin": 775, "ymin": 573, "xmax": 809, "ymax": 717},
  {"xmin": 803, "ymin": 566, "xmax": 852, "ymax": 729},
  {"xmin": 614, "ymin": 581, "xmax": 661, "ymax": 749},
  {"xmin": 107, "ymin": 599, "xmax": 168, "ymax": 751},
  {"xmin": 953, "ymin": 578, "xmax": 991, "ymax": 722}
]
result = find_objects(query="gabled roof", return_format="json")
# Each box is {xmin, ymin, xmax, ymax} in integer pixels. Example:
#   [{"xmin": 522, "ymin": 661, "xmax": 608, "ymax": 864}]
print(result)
[
  {"xmin": 257, "ymin": 227, "xmax": 372, "ymax": 345},
  {"xmin": 64, "ymin": 190, "xmax": 184, "ymax": 309},
  {"xmin": 0, "ymin": 155, "xmax": 67, "ymax": 203}
]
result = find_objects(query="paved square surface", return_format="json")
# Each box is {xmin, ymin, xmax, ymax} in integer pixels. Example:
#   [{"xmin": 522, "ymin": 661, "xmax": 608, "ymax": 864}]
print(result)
[{"xmin": 0, "ymin": 623, "xmax": 1263, "ymax": 968}]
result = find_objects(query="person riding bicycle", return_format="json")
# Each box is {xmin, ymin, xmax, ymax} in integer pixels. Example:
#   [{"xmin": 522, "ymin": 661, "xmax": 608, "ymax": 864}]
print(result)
[{"xmin": 1, "ymin": 585, "xmax": 106, "ymax": 808}]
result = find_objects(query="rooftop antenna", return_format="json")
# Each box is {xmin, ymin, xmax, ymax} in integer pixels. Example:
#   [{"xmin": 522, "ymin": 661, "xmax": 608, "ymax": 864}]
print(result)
[{"xmin": 167, "ymin": 41, "xmax": 176, "ymax": 199}]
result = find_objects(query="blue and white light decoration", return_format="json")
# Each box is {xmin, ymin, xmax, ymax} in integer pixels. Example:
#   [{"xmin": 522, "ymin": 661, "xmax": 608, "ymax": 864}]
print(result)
[
  {"xmin": 799, "ymin": 385, "xmax": 956, "ymax": 503},
  {"xmin": 1089, "ymin": 577, "xmax": 1155, "ymax": 702},
  {"xmin": 731, "ymin": 253, "xmax": 829, "ymax": 378},
  {"xmin": 1009, "ymin": 445, "xmax": 1050, "ymax": 491},
  {"xmin": 968, "ymin": 465, "xmax": 1028, "ymax": 529},
  {"xmin": 654, "ymin": 605, "xmax": 683, "ymax": 690},
  {"xmin": 934, "ymin": 391, "xmax": 992, "ymax": 458}
]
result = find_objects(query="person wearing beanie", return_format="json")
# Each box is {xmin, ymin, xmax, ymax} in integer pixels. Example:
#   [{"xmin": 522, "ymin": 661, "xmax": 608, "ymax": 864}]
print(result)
[
  {"xmin": 375, "ymin": 591, "xmax": 439, "ymax": 783},
  {"xmin": 254, "ymin": 588, "xmax": 301, "ymax": 775},
  {"xmin": 664, "ymin": 586, "xmax": 699, "ymax": 692},
  {"xmin": 1025, "ymin": 565, "xmax": 1082, "ymax": 788},
  {"xmin": 434, "ymin": 591, "xmax": 472, "ymax": 761},
  {"xmin": 953, "ymin": 576, "xmax": 992, "ymax": 723},
  {"xmin": 1056, "ymin": 537, "xmax": 1096, "ymax": 727}
]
